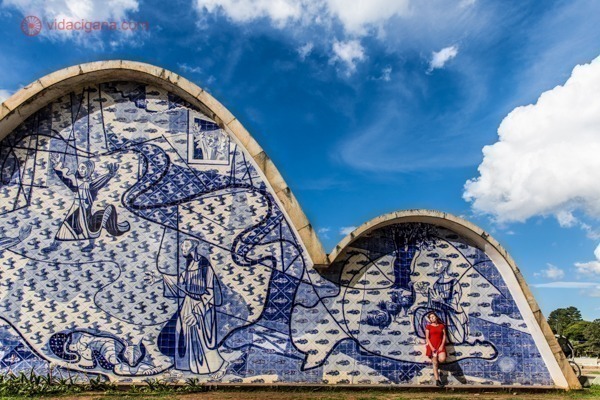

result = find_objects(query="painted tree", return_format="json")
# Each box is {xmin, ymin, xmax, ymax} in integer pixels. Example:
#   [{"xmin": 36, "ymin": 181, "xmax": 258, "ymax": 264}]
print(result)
[{"xmin": 390, "ymin": 223, "xmax": 437, "ymax": 291}]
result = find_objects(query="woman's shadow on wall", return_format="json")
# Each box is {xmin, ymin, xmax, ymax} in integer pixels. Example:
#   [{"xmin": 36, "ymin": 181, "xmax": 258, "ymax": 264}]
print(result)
[{"xmin": 440, "ymin": 344, "xmax": 468, "ymax": 385}]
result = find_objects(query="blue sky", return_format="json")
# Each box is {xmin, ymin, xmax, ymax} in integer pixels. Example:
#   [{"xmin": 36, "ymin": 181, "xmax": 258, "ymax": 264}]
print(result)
[{"xmin": 0, "ymin": 0, "xmax": 599, "ymax": 320}]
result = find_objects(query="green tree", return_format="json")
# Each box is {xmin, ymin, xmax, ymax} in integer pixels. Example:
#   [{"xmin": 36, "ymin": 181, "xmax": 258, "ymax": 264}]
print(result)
[
  {"xmin": 583, "ymin": 319, "xmax": 600, "ymax": 357},
  {"xmin": 547, "ymin": 306, "xmax": 582, "ymax": 335},
  {"xmin": 564, "ymin": 321, "xmax": 592, "ymax": 355}
]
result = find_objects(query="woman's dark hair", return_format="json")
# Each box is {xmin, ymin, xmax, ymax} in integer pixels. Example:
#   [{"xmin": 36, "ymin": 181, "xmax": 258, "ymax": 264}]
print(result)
[{"xmin": 426, "ymin": 311, "xmax": 441, "ymax": 323}]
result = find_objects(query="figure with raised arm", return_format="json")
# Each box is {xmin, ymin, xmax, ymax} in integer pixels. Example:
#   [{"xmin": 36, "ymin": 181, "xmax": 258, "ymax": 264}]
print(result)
[{"xmin": 42, "ymin": 154, "xmax": 129, "ymax": 253}]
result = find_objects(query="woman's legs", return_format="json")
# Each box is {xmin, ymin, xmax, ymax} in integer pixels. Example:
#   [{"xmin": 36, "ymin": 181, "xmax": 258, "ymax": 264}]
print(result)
[
  {"xmin": 431, "ymin": 355, "xmax": 439, "ymax": 381},
  {"xmin": 438, "ymin": 352, "xmax": 446, "ymax": 363},
  {"xmin": 437, "ymin": 352, "xmax": 446, "ymax": 386}
]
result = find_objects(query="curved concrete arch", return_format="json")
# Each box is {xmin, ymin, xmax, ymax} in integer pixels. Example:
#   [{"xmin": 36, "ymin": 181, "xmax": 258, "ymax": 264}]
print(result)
[
  {"xmin": 0, "ymin": 60, "xmax": 328, "ymax": 266},
  {"xmin": 328, "ymin": 209, "xmax": 581, "ymax": 390},
  {"xmin": 0, "ymin": 62, "xmax": 580, "ymax": 388}
]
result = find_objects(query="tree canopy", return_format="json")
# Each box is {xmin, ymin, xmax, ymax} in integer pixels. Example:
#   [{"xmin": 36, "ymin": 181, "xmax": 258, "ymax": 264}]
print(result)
[{"xmin": 547, "ymin": 306, "xmax": 599, "ymax": 356}]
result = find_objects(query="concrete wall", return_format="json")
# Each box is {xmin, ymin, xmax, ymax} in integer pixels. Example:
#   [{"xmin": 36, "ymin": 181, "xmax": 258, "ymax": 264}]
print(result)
[{"xmin": 0, "ymin": 63, "xmax": 579, "ymax": 388}]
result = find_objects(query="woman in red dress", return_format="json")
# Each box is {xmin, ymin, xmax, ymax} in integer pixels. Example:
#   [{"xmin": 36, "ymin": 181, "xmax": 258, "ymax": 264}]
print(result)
[{"xmin": 425, "ymin": 311, "xmax": 447, "ymax": 387}]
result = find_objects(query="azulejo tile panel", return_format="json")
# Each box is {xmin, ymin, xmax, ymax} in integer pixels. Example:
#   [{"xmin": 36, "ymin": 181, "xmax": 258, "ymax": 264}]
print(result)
[{"xmin": 0, "ymin": 81, "xmax": 552, "ymax": 386}]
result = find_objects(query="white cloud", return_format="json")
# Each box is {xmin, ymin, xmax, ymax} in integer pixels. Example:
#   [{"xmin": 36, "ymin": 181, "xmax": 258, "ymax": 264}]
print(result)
[
  {"xmin": 465, "ymin": 56, "xmax": 600, "ymax": 277},
  {"xmin": 575, "ymin": 261, "xmax": 600, "ymax": 275},
  {"xmin": 3, "ymin": 0, "xmax": 140, "ymax": 46},
  {"xmin": 428, "ymin": 45, "xmax": 459, "ymax": 72},
  {"xmin": 534, "ymin": 263, "xmax": 565, "ymax": 280},
  {"xmin": 464, "ymin": 56, "xmax": 600, "ymax": 224},
  {"xmin": 195, "ymin": 0, "xmax": 302, "ymax": 27},
  {"xmin": 381, "ymin": 66, "xmax": 392, "ymax": 81},
  {"xmin": 297, "ymin": 42, "xmax": 313, "ymax": 61},
  {"xmin": 531, "ymin": 281, "xmax": 600, "ymax": 289},
  {"xmin": 317, "ymin": 227, "xmax": 331, "ymax": 239},
  {"xmin": 339, "ymin": 226, "xmax": 356, "ymax": 235},
  {"xmin": 574, "ymin": 243, "xmax": 600, "ymax": 276},
  {"xmin": 371, "ymin": 66, "xmax": 392, "ymax": 81},
  {"xmin": 324, "ymin": 0, "xmax": 410, "ymax": 35},
  {"xmin": 178, "ymin": 63, "xmax": 203, "ymax": 74},
  {"xmin": 459, "ymin": 0, "xmax": 477, "ymax": 8},
  {"xmin": 0, "ymin": 89, "xmax": 13, "ymax": 104},
  {"xmin": 194, "ymin": 0, "xmax": 410, "ymax": 35},
  {"xmin": 330, "ymin": 39, "xmax": 365, "ymax": 74},
  {"xmin": 532, "ymin": 280, "xmax": 600, "ymax": 297},
  {"xmin": 193, "ymin": 0, "xmax": 415, "ymax": 74}
]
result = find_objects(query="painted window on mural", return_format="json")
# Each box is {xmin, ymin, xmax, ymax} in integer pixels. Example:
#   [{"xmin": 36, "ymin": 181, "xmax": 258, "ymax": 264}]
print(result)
[
  {"xmin": 0, "ymin": 82, "xmax": 553, "ymax": 386},
  {"xmin": 187, "ymin": 117, "xmax": 230, "ymax": 165}
]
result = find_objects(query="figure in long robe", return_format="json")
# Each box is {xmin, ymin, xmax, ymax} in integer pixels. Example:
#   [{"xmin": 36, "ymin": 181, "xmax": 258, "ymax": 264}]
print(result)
[
  {"xmin": 413, "ymin": 259, "xmax": 468, "ymax": 344},
  {"xmin": 147, "ymin": 239, "xmax": 225, "ymax": 375},
  {"xmin": 42, "ymin": 154, "xmax": 130, "ymax": 253}
]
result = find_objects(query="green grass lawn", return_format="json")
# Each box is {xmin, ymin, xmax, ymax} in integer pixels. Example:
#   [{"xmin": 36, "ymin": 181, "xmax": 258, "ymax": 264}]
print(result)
[{"xmin": 0, "ymin": 386, "xmax": 597, "ymax": 400}]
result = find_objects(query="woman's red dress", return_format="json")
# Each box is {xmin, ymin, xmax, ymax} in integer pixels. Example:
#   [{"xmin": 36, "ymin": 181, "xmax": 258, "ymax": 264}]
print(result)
[{"xmin": 425, "ymin": 323, "xmax": 446, "ymax": 358}]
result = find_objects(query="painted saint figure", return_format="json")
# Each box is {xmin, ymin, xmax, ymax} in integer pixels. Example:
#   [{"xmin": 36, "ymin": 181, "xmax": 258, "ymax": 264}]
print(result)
[
  {"xmin": 146, "ymin": 239, "xmax": 225, "ymax": 376},
  {"xmin": 42, "ymin": 154, "xmax": 130, "ymax": 253},
  {"xmin": 191, "ymin": 125, "xmax": 228, "ymax": 162},
  {"xmin": 414, "ymin": 259, "xmax": 468, "ymax": 344}
]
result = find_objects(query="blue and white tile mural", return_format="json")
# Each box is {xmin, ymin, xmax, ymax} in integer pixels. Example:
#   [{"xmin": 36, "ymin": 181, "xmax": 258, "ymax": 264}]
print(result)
[{"xmin": 0, "ymin": 81, "xmax": 555, "ymax": 385}]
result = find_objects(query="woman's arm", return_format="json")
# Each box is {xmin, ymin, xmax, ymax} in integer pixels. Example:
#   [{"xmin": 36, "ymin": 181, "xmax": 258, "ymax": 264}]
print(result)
[
  {"xmin": 425, "ymin": 328, "xmax": 435, "ymax": 351},
  {"xmin": 439, "ymin": 326, "xmax": 447, "ymax": 351}
]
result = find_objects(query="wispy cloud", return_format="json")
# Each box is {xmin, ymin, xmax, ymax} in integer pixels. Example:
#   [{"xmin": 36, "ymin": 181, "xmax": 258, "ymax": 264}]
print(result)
[
  {"xmin": 194, "ymin": 0, "xmax": 302, "ymax": 27},
  {"xmin": 371, "ymin": 66, "xmax": 392, "ymax": 81},
  {"xmin": 194, "ymin": 0, "xmax": 410, "ymax": 36},
  {"xmin": 0, "ymin": 89, "xmax": 13, "ymax": 104},
  {"xmin": 330, "ymin": 39, "xmax": 365, "ymax": 74},
  {"xmin": 575, "ymin": 261, "xmax": 600, "ymax": 276},
  {"xmin": 178, "ymin": 63, "xmax": 203, "ymax": 74},
  {"xmin": 339, "ymin": 226, "xmax": 356, "ymax": 236},
  {"xmin": 531, "ymin": 281, "xmax": 600, "ymax": 289},
  {"xmin": 317, "ymin": 227, "xmax": 331, "ymax": 239},
  {"xmin": 427, "ymin": 45, "xmax": 459, "ymax": 72},
  {"xmin": 192, "ymin": 1, "xmax": 486, "ymax": 76},
  {"xmin": 297, "ymin": 42, "xmax": 313, "ymax": 61},
  {"xmin": 531, "ymin": 281, "xmax": 600, "ymax": 298},
  {"xmin": 534, "ymin": 263, "xmax": 565, "ymax": 280},
  {"xmin": 575, "ymin": 243, "xmax": 600, "ymax": 276}
]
